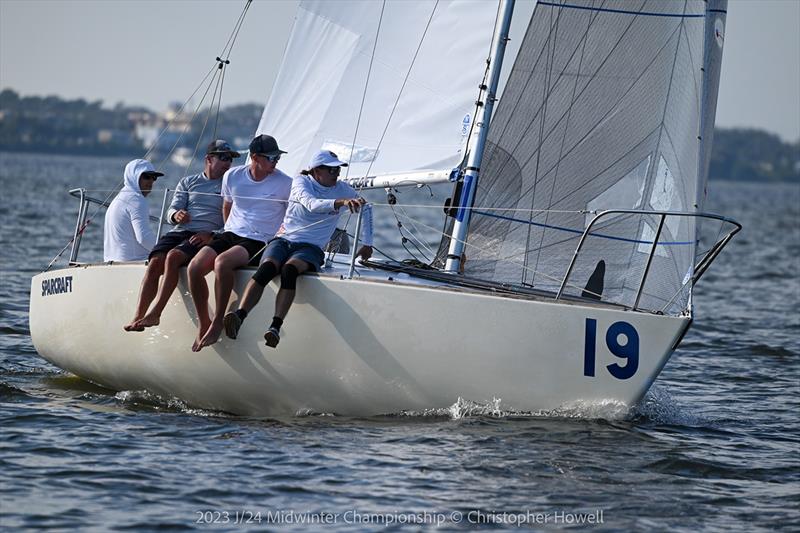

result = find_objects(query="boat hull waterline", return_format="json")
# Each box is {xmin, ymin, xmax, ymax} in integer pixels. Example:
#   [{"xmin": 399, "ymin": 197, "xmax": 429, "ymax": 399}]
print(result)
[{"xmin": 30, "ymin": 264, "xmax": 689, "ymax": 416}]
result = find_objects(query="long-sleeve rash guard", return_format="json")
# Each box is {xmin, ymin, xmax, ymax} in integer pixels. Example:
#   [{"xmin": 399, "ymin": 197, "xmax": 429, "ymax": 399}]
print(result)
[
  {"xmin": 103, "ymin": 159, "xmax": 157, "ymax": 261},
  {"xmin": 277, "ymin": 174, "xmax": 373, "ymax": 249}
]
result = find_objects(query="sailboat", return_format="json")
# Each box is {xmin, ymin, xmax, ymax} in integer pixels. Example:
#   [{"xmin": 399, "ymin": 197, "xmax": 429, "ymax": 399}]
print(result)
[{"xmin": 29, "ymin": 0, "xmax": 740, "ymax": 417}]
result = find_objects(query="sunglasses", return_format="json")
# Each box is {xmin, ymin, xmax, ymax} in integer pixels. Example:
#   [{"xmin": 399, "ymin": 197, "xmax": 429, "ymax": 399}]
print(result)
[
  {"xmin": 254, "ymin": 154, "xmax": 281, "ymax": 162},
  {"xmin": 325, "ymin": 166, "xmax": 341, "ymax": 176},
  {"xmin": 141, "ymin": 174, "xmax": 159, "ymax": 181},
  {"xmin": 216, "ymin": 154, "xmax": 233, "ymax": 162}
]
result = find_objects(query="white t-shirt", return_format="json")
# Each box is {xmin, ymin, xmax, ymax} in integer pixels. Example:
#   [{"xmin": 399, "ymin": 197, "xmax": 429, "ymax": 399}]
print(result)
[{"xmin": 221, "ymin": 164, "xmax": 292, "ymax": 242}]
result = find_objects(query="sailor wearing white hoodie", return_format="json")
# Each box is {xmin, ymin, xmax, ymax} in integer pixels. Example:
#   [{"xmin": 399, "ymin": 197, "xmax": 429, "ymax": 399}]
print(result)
[{"xmin": 103, "ymin": 159, "xmax": 162, "ymax": 262}]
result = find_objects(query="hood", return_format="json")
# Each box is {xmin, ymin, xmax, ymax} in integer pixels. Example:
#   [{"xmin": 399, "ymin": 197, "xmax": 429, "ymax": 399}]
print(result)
[{"xmin": 123, "ymin": 159, "xmax": 159, "ymax": 195}]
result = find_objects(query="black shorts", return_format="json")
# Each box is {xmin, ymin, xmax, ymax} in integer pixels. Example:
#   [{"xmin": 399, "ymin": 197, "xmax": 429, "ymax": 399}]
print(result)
[
  {"xmin": 206, "ymin": 231, "xmax": 266, "ymax": 265},
  {"xmin": 148, "ymin": 230, "xmax": 204, "ymax": 261}
]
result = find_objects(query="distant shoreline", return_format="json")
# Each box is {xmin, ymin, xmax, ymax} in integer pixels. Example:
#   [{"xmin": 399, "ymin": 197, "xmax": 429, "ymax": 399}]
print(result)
[
  {"xmin": 0, "ymin": 150, "xmax": 795, "ymax": 184},
  {"xmin": 1, "ymin": 89, "xmax": 797, "ymax": 183}
]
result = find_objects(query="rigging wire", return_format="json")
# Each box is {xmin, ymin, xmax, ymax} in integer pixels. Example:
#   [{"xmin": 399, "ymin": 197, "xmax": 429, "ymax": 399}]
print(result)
[
  {"xmin": 389, "ymin": 200, "xmax": 438, "ymax": 262},
  {"xmin": 184, "ymin": 64, "xmax": 226, "ymax": 171},
  {"xmin": 362, "ymin": 0, "xmax": 440, "ymax": 181},
  {"xmin": 143, "ymin": 63, "xmax": 219, "ymax": 163},
  {"xmin": 43, "ymin": 0, "xmax": 253, "ymax": 272},
  {"xmin": 386, "ymin": 206, "xmax": 594, "ymax": 293},
  {"xmin": 212, "ymin": 60, "xmax": 229, "ymax": 141},
  {"xmin": 344, "ymin": 0, "xmax": 386, "ymax": 181},
  {"xmin": 219, "ymin": 0, "xmax": 253, "ymax": 60},
  {"xmin": 435, "ymin": 0, "xmax": 500, "ymax": 267},
  {"xmin": 341, "ymin": 0, "xmax": 440, "ymax": 259},
  {"xmin": 60, "ymin": 62, "xmax": 221, "ymax": 270},
  {"xmin": 166, "ymin": 64, "xmax": 224, "ymax": 175}
]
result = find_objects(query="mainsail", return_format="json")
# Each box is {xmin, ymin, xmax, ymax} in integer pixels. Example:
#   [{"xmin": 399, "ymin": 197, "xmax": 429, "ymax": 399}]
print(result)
[
  {"xmin": 464, "ymin": 0, "xmax": 726, "ymax": 314},
  {"xmin": 256, "ymin": 0, "xmax": 498, "ymax": 177}
]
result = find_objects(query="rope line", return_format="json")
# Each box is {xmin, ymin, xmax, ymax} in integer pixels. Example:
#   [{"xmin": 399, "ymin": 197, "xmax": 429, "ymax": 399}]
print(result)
[{"xmin": 71, "ymin": 189, "xmax": 604, "ymax": 216}]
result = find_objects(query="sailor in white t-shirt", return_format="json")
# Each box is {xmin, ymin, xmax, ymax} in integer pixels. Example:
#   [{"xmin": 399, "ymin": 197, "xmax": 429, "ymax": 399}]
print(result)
[
  {"xmin": 188, "ymin": 134, "xmax": 292, "ymax": 352},
  {"xmin": 223, "ymin": 149, "xmax": 373, "ymax": 348}
]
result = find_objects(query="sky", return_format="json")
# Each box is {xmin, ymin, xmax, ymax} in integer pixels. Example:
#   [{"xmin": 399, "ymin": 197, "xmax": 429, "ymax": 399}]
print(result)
[{"xmin": 1, "ymin": 0, "xmax": 798, "ymax": 141}]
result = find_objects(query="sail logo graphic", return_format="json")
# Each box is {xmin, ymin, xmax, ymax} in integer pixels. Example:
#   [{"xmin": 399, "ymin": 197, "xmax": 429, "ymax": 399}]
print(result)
[
  {"xmin": 42, "ymin": 276, "xmax": 73, "ymax": 297},
  {"xmin": 461, "ymin": 114, "xmax": 471, "ymax": 136},
  {"xmin": 714, "ymin": 19, "xmax": 724, "ymax": 48}
]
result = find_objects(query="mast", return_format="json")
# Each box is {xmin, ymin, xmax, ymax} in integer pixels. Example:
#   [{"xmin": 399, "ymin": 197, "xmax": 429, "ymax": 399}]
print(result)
[{"xmin": 444, "ymin": 0, "xmax": 516, "ymax": 273}]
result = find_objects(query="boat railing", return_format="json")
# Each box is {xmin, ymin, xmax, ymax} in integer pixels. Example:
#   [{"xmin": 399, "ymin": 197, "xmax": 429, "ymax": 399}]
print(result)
[
  {"xmin": 65, "ymin": 189, "xmax": 740, "ymax": 317},
  {"xmin": 556, "ymin": 209, "xmax": 741, "ymax": 314},
  {"xmin": 67, "ymin": 188, "xmax": 168, "ymax": 264},
  {"xmin": 67, "ymin": 186, "xmax": 361, "ymax": 269}
]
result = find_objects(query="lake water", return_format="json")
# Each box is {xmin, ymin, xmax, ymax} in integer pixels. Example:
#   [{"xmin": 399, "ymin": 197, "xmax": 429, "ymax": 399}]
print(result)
[{"xmin": 1, "ymin": 153, "xmax": 798, "ymax": 531}]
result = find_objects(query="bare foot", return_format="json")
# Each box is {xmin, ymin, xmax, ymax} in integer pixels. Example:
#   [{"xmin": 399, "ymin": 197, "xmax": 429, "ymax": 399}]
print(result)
[
  {"xmin": 136, "ymin": 313, "xmax": 161, "ymax": 329},
  {"xmin": 191, "ymin": 335, "xmax": 203, "ymax": 352},
  {"xmin": 198, "ymin": 322, "xmax": 223, "ymax": 350},
  {"xmin": 123, "ymin": 319, "xmax": 144, "ymax": 332},
  {"xmin": 192, "ymin": 316, "xmax": 211, "ymax": 352}
]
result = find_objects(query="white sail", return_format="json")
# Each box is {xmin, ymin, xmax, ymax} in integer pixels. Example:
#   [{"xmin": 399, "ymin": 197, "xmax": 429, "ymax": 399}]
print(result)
[
  {"xmin": 462, "ymin": 0, "xmax": 722, "ymax": 314},
  {"xmin": 256, "ymin": 0, "xmax": 498, "ymax": 177}
]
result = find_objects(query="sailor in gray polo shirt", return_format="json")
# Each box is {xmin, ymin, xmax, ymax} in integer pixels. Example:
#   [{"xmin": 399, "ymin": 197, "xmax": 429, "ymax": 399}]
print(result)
[{"xmin": 123, "ymin": 140, "xmax": 239, "ymax": 331}]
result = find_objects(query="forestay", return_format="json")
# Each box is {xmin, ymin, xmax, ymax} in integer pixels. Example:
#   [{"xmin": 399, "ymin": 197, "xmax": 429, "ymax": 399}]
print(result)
[
  {"xmin": 256, "ymin": 0, "xmax": 498, "ymax": 178},
  {"xmin": 462, "ymin": 0, "xmax": 726, "ymax": 315}
]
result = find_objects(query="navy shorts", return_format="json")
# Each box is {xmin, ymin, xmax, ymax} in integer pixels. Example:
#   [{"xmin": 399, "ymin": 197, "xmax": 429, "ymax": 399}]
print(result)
[
  {"xmin": 149, "ymin": 230, "xmax": 204, "ymax": 261},
  {"xmin": 206, "ymin": 231, "xmax": 266, "ymax": 266},
  {"xmin": 263, "ymin": 238, "xmax": 325, "ymax": 271}
]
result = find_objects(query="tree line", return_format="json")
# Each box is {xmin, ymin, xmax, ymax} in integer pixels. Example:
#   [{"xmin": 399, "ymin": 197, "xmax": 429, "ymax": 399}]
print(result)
[
  {"xmin": 0, "ymin": 88, "xmax": 797, "ymax": 182},
  {"xmin": 0, "ymin": 89, "xmax": 261, "ymax": 158}
]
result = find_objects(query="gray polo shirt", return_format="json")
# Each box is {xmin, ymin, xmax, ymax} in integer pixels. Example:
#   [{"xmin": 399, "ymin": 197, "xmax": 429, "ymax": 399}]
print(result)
[{"xmin": 166, "ymin": 173, "xmax": 224, "ymax": 233}]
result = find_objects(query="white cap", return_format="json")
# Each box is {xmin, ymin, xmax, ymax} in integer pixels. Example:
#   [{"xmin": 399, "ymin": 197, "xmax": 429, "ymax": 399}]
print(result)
[{"xmin": 309, "ymin": 150, "xmax": 349, "ymax": 169}]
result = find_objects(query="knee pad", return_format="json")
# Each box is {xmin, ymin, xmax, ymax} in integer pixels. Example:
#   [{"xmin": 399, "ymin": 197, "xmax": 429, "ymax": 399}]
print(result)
[
  {"xmin": 280, "ymin": 264, "xmax": 299, "ymax": 290},
  {"xmin": 252, "ymin": 262, "xmax": 279, "ymax": 287}
]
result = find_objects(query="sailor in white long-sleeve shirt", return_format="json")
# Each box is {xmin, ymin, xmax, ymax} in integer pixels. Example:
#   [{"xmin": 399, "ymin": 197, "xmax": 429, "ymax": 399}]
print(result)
[
  {"xmin": 103, "ymin": 159, "xmax": 161, "ymax": 262},
  {"xmin": 223, "ymin": 149, "xmax": 373, "ymax": 348}
]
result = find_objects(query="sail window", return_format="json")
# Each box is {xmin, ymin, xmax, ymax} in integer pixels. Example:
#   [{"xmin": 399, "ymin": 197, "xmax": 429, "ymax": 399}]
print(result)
[
  {"xmin": 650, "ymin": 155, "xmax": 684, "ymax": 238},
  {"xmin": 637, "ymin": 221, "xmax": 669, "ymax": 258},
  {"xmin": 585, "ymin": 155, "xmax": 650, "ymax": 227},
  {"xmin": 321, "ymin": 141, "xmax": 379, "ymax": 164}
]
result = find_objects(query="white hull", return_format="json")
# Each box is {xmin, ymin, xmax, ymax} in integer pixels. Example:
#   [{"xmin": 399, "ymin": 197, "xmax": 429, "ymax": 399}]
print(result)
[{"xmin": 30, "ymin": 264, "xmax": 689, "ymax": 416}]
